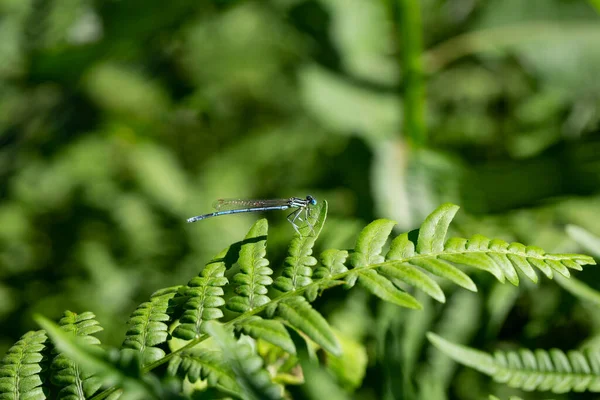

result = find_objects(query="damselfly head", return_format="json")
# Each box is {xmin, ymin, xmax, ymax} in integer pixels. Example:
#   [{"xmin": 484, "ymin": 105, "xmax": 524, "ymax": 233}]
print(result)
[{"xmin": 306, "ymin": 195, "xmax": 317, "ymax": 205}]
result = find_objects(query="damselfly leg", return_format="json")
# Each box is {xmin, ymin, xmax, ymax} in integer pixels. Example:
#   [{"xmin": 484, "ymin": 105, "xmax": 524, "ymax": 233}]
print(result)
[
  {"xmin": 287, "ymin": 207, "xmax": 303, "ymax": 234},
  {"xmin": 304, "ymin": 206, "xmax": 314, "ymax": 232},
  {"xmin": 286, "ymin": 206, "xmax": 315, "ymax": 235}
]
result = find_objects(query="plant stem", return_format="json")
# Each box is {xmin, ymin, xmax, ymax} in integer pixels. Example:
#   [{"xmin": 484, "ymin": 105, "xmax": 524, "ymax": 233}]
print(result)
[{"xmin": 396, "ymin": 0, "xmax": 426, "ymax": 147}]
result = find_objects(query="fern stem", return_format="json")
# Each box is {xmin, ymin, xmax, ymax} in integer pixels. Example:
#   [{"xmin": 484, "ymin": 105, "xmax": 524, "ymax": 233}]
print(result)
[{"xmin": 394, "ymin": 0, "xmax": 426, "ymax": 147}]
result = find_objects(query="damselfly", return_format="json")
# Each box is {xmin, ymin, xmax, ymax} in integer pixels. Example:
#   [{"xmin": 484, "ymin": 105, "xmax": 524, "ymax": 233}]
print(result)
[{"xmin": 186, "ymin": 195, "xmax": 318, "ymax": 234}]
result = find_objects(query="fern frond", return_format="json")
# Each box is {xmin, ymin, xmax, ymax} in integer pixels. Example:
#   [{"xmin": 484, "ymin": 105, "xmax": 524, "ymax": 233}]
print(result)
[
  {"xmin": 358, "ymin": 269, "xmax": 422, "ymax": 309},
  {"xmin": 427, "ymin": 332, "xmax": 600, "ymax": 393},
  {"xmin": 274, "ymin": 296, "xmax": 341, "ymax": 356},
  {"xmin": 173, "ymin": 251, "xmax": 228, "ymax": 340},
  {"xmin": 306, "ymin": 249, "xmax": 348, "ymax": 301},
  {"xmin": 400, "ymin": 204, "xmax": 594, "ymax": 287},
  {"xmin": 273, "ymin": 201, "xmax": 327, "ymax": 292},
  {"xmin": 235, "ymin": 317, "xmax": 295, "ymax": 354},
  {"xmin": 205, "ymin": 322, "xmax": 283, "ymax": 400},
  {"xmin": 443, "ymin": 236, "xmax": 592, "ymax": 284},
  {"xmin": 50, "ymin": 311, "xmax": 104, "ymax": 400},
  {"xmin": 321, "ymin": 204, "xmax": 596, "ymax": 307},
  {"xmin": 36, "ymin": 316, "xmax": 159, "ymax": 400},
  {"xmin": 122, "ymin": 286, "xmax": 181, "ymax": 365},
  {"xmin": 314, "ymin": 249, "xmax": 349, "ymax": 280},
  {"xmin": 227, "ymin": 220, "xmax": 273, "ymax": 313},
  {"xmin": 0, "ymin": 330, "xmax": 48, "ymax": 400},
  {"xmin": 383, "ymin": 234, "xmax": 445, "ymax": 303},
  {"xmin": 352, "ymin": 219, "xmax": 397, "ymax": 266},
  {"xmin": 350, "ymin": 219, "xmax": 422, "ymax": 309},
  {"xmin": 166, "ymin": 348, "xmax": 240, "ymax": 394}
]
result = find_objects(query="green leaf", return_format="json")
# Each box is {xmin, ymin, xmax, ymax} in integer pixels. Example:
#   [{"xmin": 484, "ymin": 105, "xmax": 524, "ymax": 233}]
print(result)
[
  {"xmin": 166, "ymin": 348, "xmax": 240, "ymax": 394},
  {"xmin": 386, "ymin": 232, "xmax": 416, "ymax": 260},
  {"xmin": 308, "ymin": 249, "xmax": 349, "ymax": 300},
  {"xmin": 0, "ymin": 330, "xmax": 47, "ymax": 400},
  {"xmin": 427, "ymin": 332, "xmax": 600, "ymax": 393},
  {"xmin": 236, "ymin": 316, "xmax": 296, "ymax": 355},
  {"xmin": 416, "ymin": 203, "xmax": 459, "ymax": 254},
  {"xmin": 274, "ymin": 200, "xmax": 328, "ymax": 292},
  {"xmin": 358, "ymin": 270, "xmax": 421, "ymax": 309},
  {"xmin": 439, "ymin": 252, "xmax": 506, "ymax": 283},
  {"xmin": 325, "ymin": 329, "xmax": 368, "ymax": 392},
  {"xmin": 426, "ymin": 332, "xmax": 496, "ymax": 375},
  {"xmin": 228, "ymin": 219, "xmax": 273, "ymax": 313},
  {"xmin": 173, "ymin": 253, "xmax": 228, "ymax": 340},
  {"xmin": 123, "ymin": 286, "xmax": 180, "ymax": 365},
  {"xmin": 379, "ymin": 261, "xmax": 445, "ymax": 303},
  {"xmin": 409, "ymin": 258, "xmax": 477, "ymax": 292},
  {"xmin": 506, "ymin": 254, "xmax": 538, "ymax": 283},
  {"xmin": 314, "ymin": 249, "xmax": 348, "ymax": 280},
  {"xmin": 205, "ymin": 322, "xmax": 283, "ymax": 400},
  {"xmin": 35, "ymin": 316, "xmax": 157, "ymax": 400},
  {"xmin": 351, "ymin": 219, "xmax": 397, "ymax": 266},
  {"xmin": 50, "ymin": 311, "xmax": 104, "ymax": 400},
  {"xmin": 440, "ymin": 234, "xmax": 596, "ymax": 285},
  {"xmin": 276, "ymin": 296, "xmax": 341, "ymax": 356},
  {"xmin": 487, "ymin": 252, "xmax": 520, "ymax": 286}
]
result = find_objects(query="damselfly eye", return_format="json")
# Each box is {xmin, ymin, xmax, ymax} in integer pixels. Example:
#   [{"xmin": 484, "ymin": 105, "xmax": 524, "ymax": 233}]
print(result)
[{"xmin": 306, "ymin": 195, "xmax": 317, "ymax": 205}]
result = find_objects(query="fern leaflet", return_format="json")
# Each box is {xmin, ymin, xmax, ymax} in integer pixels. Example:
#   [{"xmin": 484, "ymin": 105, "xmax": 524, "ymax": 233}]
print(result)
[
  {"xmin": 350, "ymin": 219, "xmax": 422, "ymax": 308},
  {"xmin": 227, "ymin": 220, "xmax": 273, "ymax": 313},
  {"xmin": 123, "ymin": 286, "xmax": 181, "ymax": 365},
  {"xmin": 428, "ymin": 332, "xmax": 600, "ymax": 393},
  {"xmin": 382, "ymin": 234, "xmax": 445, "ymax": 303},
  {"xmin": 0, "ymin": 330, "xmax": 48, "ymax": 400},
  {"xmin": 166, "ymin": 348, "xmax": 240, "ymax": 395},
  {"xmin": 36, "ymin": 316, "xmax": 160, "ymax": 400},
  {"xmin": 205, "ymin": 322, "xmax": 283, "ymax": 400},
  {"xmin": 50, "ymin": 311, "xmax": 104, "ymax": 400},
  {"xmin": 173, "ymin": 251, "xmax": 228, "ymax": 340},
  {"xmin": 306, "ymin": 248, "xmax": 348, "ymax": 301},
  {"xmin": 273, "ymin": 200, "xmax": 327, "ymax": 292},
  {"xmin": 274, "ymin": 296, "xmax": 341, "ymax": 356},
  {"xmin": 235, "ymin": 316, "xmax": 296, "ymax": 355}
]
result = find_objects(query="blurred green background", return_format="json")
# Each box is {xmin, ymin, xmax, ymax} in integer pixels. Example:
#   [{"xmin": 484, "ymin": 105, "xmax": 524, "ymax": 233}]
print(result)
[{"xmin": 2, "ymin": 0, "xmax": 600, "ymax": 398}]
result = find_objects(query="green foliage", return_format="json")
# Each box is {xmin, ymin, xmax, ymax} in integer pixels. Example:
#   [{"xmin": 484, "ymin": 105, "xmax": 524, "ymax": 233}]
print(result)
[
  {"xmin": 235, "ymin": 317, "xmax": 295, "ymax": 355},
  {"xmin": 0, "ymin": 330, "xmax": 47, "ymax": 400},
  {"xmin": 36, "ymin": 315, "xmax": 168, "ymax": 400},
  {"xmin": 206, "ymin": 322, "xmax": 284, "ymax": 400},
  {"xmin": 383, "ymin": 234, "xmax": 445, "ymax": 302},
  {"xmin": 428, "ymin": 332, "xmax": 600, "ymax": 393},
  {"xmin": 274, "ymin": 296, "xmax": 341, "ymax": 356},
  {"xmin": 123, "ymin": 287, "xmax": 181, "ymax": 365},
  {"xmin": 50, "ymin": 311, "xmax": 104, "ymax": 400},
  {"xmin": 167, "ymin": 348, "xmax": 239, "ymax": 392},
  {"xmin": 227, "ymin": 220, "xmax": 273, "ymax": 313},
  {"xmin": 273, "ymin": 201, "xmax": 328, "ymax": 293},
  {"xmin": 3, "ymin": 0, "xmax": 600, "ymax": 399},
  {"xmin": 489, "ymin": 396, "xmax": 526, "ymax": 400},
  {"xmin": 1, "ymin": 203, "xmax": 597, "ymax": 399},
  {"xmin": 174, "ymin": 257, "xmax": 228, "ymax": 340}
]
